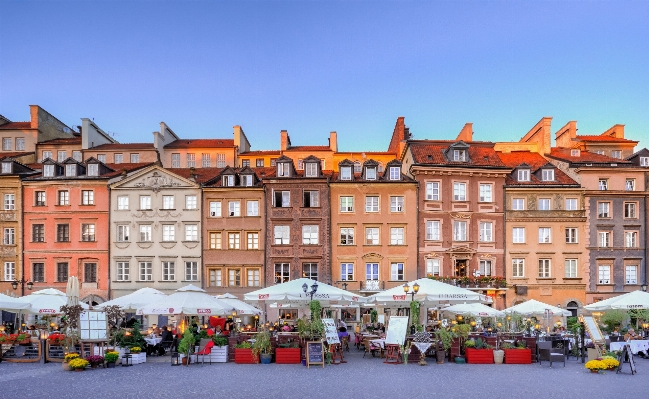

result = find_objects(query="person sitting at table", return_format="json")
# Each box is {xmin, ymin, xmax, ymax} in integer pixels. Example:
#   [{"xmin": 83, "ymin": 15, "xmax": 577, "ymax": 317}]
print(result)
[
  {"xmin": 282, "ymin": 322, "xmax": 292, "ymax": 332},
  {"xmin": 338, "ymin": 319, "xmax": 347, "ymax": 332},
  {"xmin": 156, "ymin": 325, "xmax": 174, "ymax": 355},
  {"xmin": 214, "ymin": 325, "xmax": 223, "ymax": 335},
  {"xmin": 624, "ymin": 328, "xmax": 641, "ymax": 341}
]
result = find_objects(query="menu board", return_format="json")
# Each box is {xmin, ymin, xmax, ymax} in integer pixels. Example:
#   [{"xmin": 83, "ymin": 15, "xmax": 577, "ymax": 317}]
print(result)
[
  {"xmin": 79, "ymin": 311, "xmax": 108, "ymax": 341},
  {"xmin": 322, "ymin": 318, "xmax": 340, "ymax": 344},
  {"xmin": 579, "ymin": 316, "xmax": 604, "ymax": 343},
  {"xmin": 385, "ymin": 316, "xmax": 409, "ymax": 346},
  {"xmin": 306, "ymin": 341, "xmax": 324, "ymax": 368}
]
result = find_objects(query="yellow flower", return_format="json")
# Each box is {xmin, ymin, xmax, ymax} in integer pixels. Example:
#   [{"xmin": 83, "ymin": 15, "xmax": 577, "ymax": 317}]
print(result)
[
  {"xmin": 68, "ymin": 358, "xmax": 89, "ymax": 370},
  {"xmin": 600, "ymin": 357, "xmax": 620, "ymax": 368},
  {"xmin": 584, "ymin": 359, "xmax": 607, "ymax": 371},
  {"xmin": 64, "ymin": 353, "xmax": 80, "ymax": 362}
]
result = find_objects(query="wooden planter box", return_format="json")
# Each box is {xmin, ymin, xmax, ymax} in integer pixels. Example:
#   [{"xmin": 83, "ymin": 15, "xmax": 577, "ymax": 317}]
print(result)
[
  {"xmin": 465, "ymin": 348, "xmax": 494, "ymax": 364},
  {"xmin": 504, "ymin": 349, "xmax": 531, "ymax": 364},
  {"xmin": 275, "ymin": 348, "xmax": 301, "ymax": 364},
  {"xmin": 234, "ymin": 348, "xmax": 257, "ymax": 364}
]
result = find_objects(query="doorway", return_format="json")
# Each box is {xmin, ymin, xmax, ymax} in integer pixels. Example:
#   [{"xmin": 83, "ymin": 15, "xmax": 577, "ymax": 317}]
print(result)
[{"xmin": 454, "ymin": 259, "xmax": 468, "ymax": 277}]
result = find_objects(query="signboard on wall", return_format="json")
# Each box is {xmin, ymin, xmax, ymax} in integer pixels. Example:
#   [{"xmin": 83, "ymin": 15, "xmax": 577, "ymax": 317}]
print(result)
[{"xmin": 79, "ymin": 311, "xmax": 108, "ymax": 341}]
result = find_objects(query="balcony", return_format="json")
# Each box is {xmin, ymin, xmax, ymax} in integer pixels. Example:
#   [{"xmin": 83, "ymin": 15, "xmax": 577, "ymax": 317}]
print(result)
[{"xmin": 360, "ymin": 280, "xmax": 384, "ymax": 292}]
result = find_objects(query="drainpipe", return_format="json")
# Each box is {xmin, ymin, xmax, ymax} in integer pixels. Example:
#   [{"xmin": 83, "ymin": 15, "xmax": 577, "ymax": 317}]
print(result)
[
  {"xmin": 502, "ymin": 183, "xmax": 507, "ymax": 309},
  {"xmin": 107, "ymin": 183, "xmax": 112, "ymax": 300},
  {"xmin": 644, "ymin": 190, "xmax": 648, "ymax": 289},
  {"xmin": 263, "ymin": 183, "xmax": 268, "ymax": 288}
]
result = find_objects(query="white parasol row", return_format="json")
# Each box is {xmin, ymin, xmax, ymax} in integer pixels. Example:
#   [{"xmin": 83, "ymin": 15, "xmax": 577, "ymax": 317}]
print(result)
[
  {"xmin": 502, "ymin": 299, "xmax": 571, "ymax": 317},
  {"xmin": 244, "ymin": 278, "xmax": 366, "ymax": 307},
  {"xmin": 136, "ymin": 284, "xmax": 228, "ymax": 316},
  {"xmin": 96, "ymin": 287, "xmax": 168, "ymax": 312},
  {"xmin": 442, "ymin": 302, "xmax": 505, "ymax": 318},
  {"xmin": 16, "ymin": 288, "xmax": 89, "ymax": 315},
  {"xmin": 584, "ymin": 290, "xmax": 649, "ymax": 311},
  {"xmin": 368, "ymin": 278, "xmax": 492, "ymax": 308}
]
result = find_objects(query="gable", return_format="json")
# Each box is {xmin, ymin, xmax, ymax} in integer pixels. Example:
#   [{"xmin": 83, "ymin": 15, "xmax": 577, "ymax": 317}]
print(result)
[{"xmin": 112, "ymin": 166, "xmax": 199, "ymax": 191}]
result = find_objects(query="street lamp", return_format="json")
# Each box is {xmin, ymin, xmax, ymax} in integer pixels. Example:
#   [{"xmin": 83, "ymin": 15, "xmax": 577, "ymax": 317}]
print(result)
[
  {"xmin": 11, "ymin": 277, "xmax": 33, "ymax": 296},
  {"xmin": 402, "ymin": 282, "xmax": 420, "ymax": 301},
  {"xmin": 341, "ymin": 282, "xmax": 348, "ymax": 291},
  {"xmin": 642, "ymin": 283, "xmax": 648, "ymax": 292},
  {"xmin": 302, "ymin": 281, "xmax": 318, "ymax": 300}
]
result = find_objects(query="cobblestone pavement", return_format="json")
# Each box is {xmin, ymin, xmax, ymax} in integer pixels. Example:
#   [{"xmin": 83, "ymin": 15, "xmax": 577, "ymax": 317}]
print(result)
[{"xmin": 1, "ymin": 350, "xmax": 644, "ymax": 398}]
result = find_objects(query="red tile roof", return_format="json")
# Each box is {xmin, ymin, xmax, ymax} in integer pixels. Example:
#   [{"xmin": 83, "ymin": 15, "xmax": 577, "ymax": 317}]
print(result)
[
  {"xmin": 577, "ymin": 135, "xmax": 638, "ymax": 143},
  {"xmin": 165, "ymin": 167, "xmax": 224, "ymax": 184},
  {"xmin": 38, "ymin": 137, "xmax": 81, "ymax": 145},
  {"xmin": 409, "ymin": 141, "xmax": 507, "ymax": 168},
  {"xmin": 286, "ymin": 145, "xmax": 331, "ymax": 151},
  {"xmin": 164, "ymin": 139, "xmax": 235, "ymax": 149},
  {"xmin": 90, "ymin": 143, "xmax": 155, "ymax": 150},
  {"xmin": 497, "ymin": 151, "xmax": 579, "ymax": 186},
  {"xmin": 241, "ymin": 150, "xmax": 281, "ymax": 156},
  {"xmin": 547, "ymin": 148, "xmax": 631, "ymax": 164},
  {"xmin": 0, "ymin": 122, "xmax": 33, "ymax": 130},
  {"xmin": 0, "ymin": 152, "xmax": 34, "ymax": 159}
]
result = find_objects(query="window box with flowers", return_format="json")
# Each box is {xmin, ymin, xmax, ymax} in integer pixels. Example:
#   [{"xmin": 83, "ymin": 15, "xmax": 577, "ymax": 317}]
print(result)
[
  {"xmin": 464, "ymin": 338, "xmax": 494, "ymax": 364},
  {"xmin": 502, "ymin": 342, "xmax": 531, "ymax": 364}
]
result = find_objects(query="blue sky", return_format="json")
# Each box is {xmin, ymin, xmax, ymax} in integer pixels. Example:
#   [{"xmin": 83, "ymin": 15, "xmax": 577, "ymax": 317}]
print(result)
[{"xmin": 1, "ymin": 1, "xmax": 647, "ymax": 152}]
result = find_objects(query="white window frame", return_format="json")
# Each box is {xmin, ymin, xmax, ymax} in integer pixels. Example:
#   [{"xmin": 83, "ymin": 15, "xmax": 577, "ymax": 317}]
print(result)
[
  {"xmin": 139, "ymin": 225, "xmax": 152, "ymax": 242},
  {"xmin": 162, "ymin": 195, "xmax": 175, "ymax": 210},
  {"xmin": 162, "ymin": 225, "xmax": 175, "ymax": 241},
  {"xmin": 140, "ymin": 195, "xmax": 151, "ymax": 210},
  {"xmin": 565, "ymin": 228, "xmax": 578, "ymax": 244},
  {"xmin": 117, "ymin": 225, "xmax": 130, "ymax": 242},
  {"xmin": 4, "ymin": 194, "xmax": 15, "ymax": 210},
  {"xmin": 228, "ymin": 201, "xmax": 240, "ymax": 217},
  {"xmin": 365, "ymin": 196, "xmax": 379, "ymax": 212},
  {"xmin": 228, "ymin": 232, "xmax": 240, "ymax": 249},
  {"xmin": 390, "ymin": 196, "xmax": 404, "ymax": 212},
  {"xmin": 565, "ymin": 198, "xmax": 577, "ymax": 210},
  {"xmin": 340, "ymin": 167, "xmax": 352, "ymax": 181},
  {"xmin": 340, "ymin": 227, "xmax": 354, "ymax": 245},
  {"xmin": 597, "ymin": 202, "xmax": 610, "ymax": 218},
  {"xmin": 185, "ymin": 195, "xmax": 197, "ymax": 209},
  {"xmin": 247, "ymin": 232, "xmax": 259, "ymax": 249},
  {"xmin": 274, "ymin": 226, "xmax": 290, "ymax": 245},
  {"xmin": 390, "ymin": 227, "xmax": 404, "ymax": 245},
  {"xmin": 171, "ymin": 153, "xmax": 181, "ymax": 168},
  {"xmin": 479, "ymin": 260, "xmax": 492, "ymax": 276},
  {"xmin": 625, "ymin": 231, "xmax": 638, "ymax": 248},
  {"xmin": 541, "ymin": 169, "xmax": 554, "ymax": 181},
  {"xmin": 247, "ymin": 200, "xmax": 259, "ymax": 216},
  {"xmin": 426, "ymin": 220, "xmax": 440, "ymax": 241},
  {"xmin": 565, "ymin": 259, "xmax": 577, "ymax": 278},
  {"xmin": 453, "ymin": 220, "xmax": 467, "ymax": 241},
  {"xmin": 625, "ymin": 265, "xmax": 638, "ymax": 285},
  {"xmin": 512, "ymin": 259, "xmax": 524, "ymax": 277},
  {"xmin": 341, "ymin": 263, "xmax": 354, "ymax": 281},
  {"xmin": 340, "ymin": 196, "xmax": 354, "ymax": 212},
  {"xmin": 302, "ymin": 225, "xmax": 319, "ymax": 245},
  {"xmin": 117, "ymin": 261, "xmax": 129, "ymax": 281},
  {"xmin": 185, "ymin": 224, "xmax": 198, "ymax": 241},
  {"xmin": 538, "ymin": 259, "xmax": 551, "ymax": 278},
  {"xmin": 517, "ymin": 169, "xmax": 530, "ymax": 182},
  {"xmin": 538, "ymin": 227, "xmax": 552, "ymax": 243},
  {"xmin": 139, "ymin": 261, "xmax": 152, "ymax": 281},
  {"xmin": 389, "ymin": 166, "xmax": 400, "ymax": 180},
  {"xmin": 479, "ymin": 184, "xmax": 492, "ymax": 202},
  {"xmin": 185, "ymin": 261, "xmax": 198, "ymax": 281},
  {"xmin": 512, "ymin": 198, "xmax": 525, "ymax": 210},
  {"xmin": 538, "ymin": 198, "xmax": 551, "ymax": 211},
  {"xmin": 209, "ymin": 201, "xmax": 221, "ymax": 217},
  {"xmin": 365, "ymin": 227, "xmax": 379, "ymax": 245},
  {"xmin": 305, "ymin": 162, "xmax": 318, "ymax": 177},
  {"xmin": 162, "ymin": 261, "xmax": 175, "ymax": 281},
  {"xmin": 390, "ymin": 262, "xmax": 404, "ymax": 281},
  {"xmin": 598, "ymin": 265, "xmax": 610, "ymax": 284},
  {"xmin": 598, "ymin": 231, "xmax": 611, "ymax": 247},
  {"xmin": 453, "ymin": 182, "xmax": 466, "ymax": 201},
  {"xmin": 274, "ymin": 263, "xmax": 290, "ymax": 284},
  {"xmin": 117, "ymin": 196, "xmax": 129, "ymax": 210},
  {"xmin": 513, "ymin": 227, "xmax": 525, "ymax": 243},
  {"xmin": 81, "ymin": 190, "xmax": 94, "ymax": 205},
  {"xmin": 479, "ymin": 222, "xmax": 492, "ymax": 242},
  {"xmin": 426, "ymin": 259, "xmax": 440, "ymax": 277},
  {"xmin": 426, "ymin": 182, "xmax": 440, "ymax": 201}
]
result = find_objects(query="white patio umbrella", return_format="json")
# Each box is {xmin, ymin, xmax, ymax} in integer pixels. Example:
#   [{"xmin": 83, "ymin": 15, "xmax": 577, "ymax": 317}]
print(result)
[
  {"xmin": 96, "ymin": 287, "xmax": 167, "ymax": 312},
  {"xmin": 18, "ymin": 288, "xmax": 88, "ymax": 315},
  {"xmin": 584, "ymin": 290, "xmax": 649, "ymax": 311},
  {"xmin": 442, "ymin": 302, "xmax": 505, "ymax": 318},
  {"xmin": 136, "ymin": 284, "xmax": 227, "ymax": 316},
  {"xmin": 66, "ymin": 276, "xmax": 80, "ymax": 307},
  {"xmin": 503, "ymin": 299, "xmax": 571, "ymax": 317},
  {"xmin": 0, "ymin": 293, "xmax": 31, "ymax": 312},
  {"xmin": 368, "ymin": 278, "xmax": 492, "ymax": 308},
  {"xmin": 244, "ymin": 278, "xmax": 366, "ymax": 307},
  {"xmin": 215, "ymin": 294, "xmax": 262, "ymax": 315}
]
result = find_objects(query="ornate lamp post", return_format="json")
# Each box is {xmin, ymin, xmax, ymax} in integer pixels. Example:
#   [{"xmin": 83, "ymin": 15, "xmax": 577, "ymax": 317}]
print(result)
[
  {"xmin": 402, "ymin": 282, "xmax": 420, "ymax": 301},
  {"xmin": 302, "ymin": 281, "xmax": 318, "ymax": 300},
  {"xmin": 11, "ymin": 277, "xmax": 33, "ymax": 297}
]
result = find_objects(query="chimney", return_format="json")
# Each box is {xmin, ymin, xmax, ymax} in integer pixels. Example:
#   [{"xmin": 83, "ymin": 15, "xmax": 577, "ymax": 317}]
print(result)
[
  {"xmin": 555, "ymin": 121, "xmax": 577, "ymax": 148},
  {"xmin": 189, "ymin": 167, "xmax": 196, "ymax": 182},
  {"xmin": 329, "ymin": 131, "xmax": 338, "ymax": 152},
  {"xmin": 280, "ymin": 130, "xmax": 291, "ymax": 151},
  {"xmin": 456, "ymin": 123, "xmax": 473, "ymax": 142},
  {"xmin": 601, "ymin": 124, "xmax": 625, "ymax": 139}
]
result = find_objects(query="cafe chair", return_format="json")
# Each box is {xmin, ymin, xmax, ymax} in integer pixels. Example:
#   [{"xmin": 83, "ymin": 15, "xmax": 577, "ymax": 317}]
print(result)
[
  {"xmin": 362, "ymin": 338, "xmax": 380, "ymax": 358},
  {"xmin": 340, "ymin": 335, "xmax": 350, "ymax": 352},
  {"xmin": 538, "ymin": 341, "xmax": 565, "ymax": 368},
  {"xmin": 196, "ymin": 339, "xmax": 215, "ymax": 366},
  {"xmin": 159, "ymin": 339, "xmax": 174, "ymax": 356}
]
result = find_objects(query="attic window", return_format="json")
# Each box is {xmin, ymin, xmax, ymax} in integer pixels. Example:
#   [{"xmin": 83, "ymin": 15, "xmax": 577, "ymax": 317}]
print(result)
[
  {"xmin": 87, "ymin": 164, "xmax": 99, "ymax": 177},
  {"xmin": 305, "ymin": 162, "xmax": 318, "ymax": 177},
  {"xmin": 65, "ymin": 164, "xmax": 76, "ymax": 177},
  {"xmin": 43, "ymin": 164, "xmax": 55, "ymax": 177},
  {"xmin": 1, "ymin": 162, "xmax": 11, "ymax": 174},
  {"xmin": 611, "ymin": 150, "xmax": 622, "ymax": 159},
  {"xmin": 517, "ymin": 169, "xmax": 530, "ymax": 182},
  {"xmin": 277, "ymin": 162, "xmax": 290, "ymax": 177},
  {"xmin": 640, "ymin": 157, "xmax": 649, "ymax": 167},
  {"xmin": 365, "ymin": 167, "xmax": 376, "ymax": 180},
  {"xmin": 571, "ymin": 149, "xmax": 580, "ymax": 157},
  {"xmin": 340, "ymin": 166, "xmax": 352, "ymax": 181},
  {"xmin": 453, "ymin": 150, "xmax": 466, "ymax": 162},
  {"xmin": 427, "ymin": 155, "xmax": 433, "ymax": 161},
  {"xmin": 240, "ymin": 175, "xmax": 252, "ymax": 187},
  {"xmin": 541, "ymin": 169, "xmax": 554, "ymax": 181},
  {"xmin": 222, "ymin": 175, "xmax": 234, "ymax": 187},
  {"xmin": 389, "ymin": 166, "xmax": 401, "ymax": 181}
]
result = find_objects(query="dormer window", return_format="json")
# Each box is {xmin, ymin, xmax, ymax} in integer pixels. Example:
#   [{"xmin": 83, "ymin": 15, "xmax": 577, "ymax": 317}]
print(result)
[
  {"xmin": 453, "ymin": 150, "xmax": 466, "ymax": 161},
  {"xmin": 571, "ymin": 149, "xmax": 580, "ymax": 157},
  {"xmin": 389, "ymin": 167, "xmax": 400, "ymax": 181},
  {"xmin": 277, "ymin": 162, "xmax": 290, "ymax": 177},
  {"xmin": 340, "ymin": 166, "xmax": 352, "ymax": 181},
  {"xmin": 305, "ymin": 162, "xmax": 318, "ymax": 177},
  {"xmin": 66, "ymin": 164, "xmax": 77, "ymax": 177},
  {"xmin": 222, "ymin": 175, "xmax": 234, "ymax": 187},
  {"xmin": 541, "ymin": 169, "xmax": 554, "ymax": 181},
  {"xmin": 1, "ymin": 162, "xmax": 11, "ymax": 174},
  {"xmin": 611, "ymin": 150, "xmax": 622, "ymax": 159},
  {"xmin": 87, "ymin": 164, "xmax": 99, "ymax": 177},
  {"xmin": 517, "ymin": 169, "xmax": 530, "ymax": 182},
  {"xmin": 43, "ymin": 164, "xmax": 55, "ymax": 177},
  {"xmin": 240, "ymin": 175, "xmax": 252, "ymax": 187},
  {"xmin": 640, "ymin": 157, "xmax": 649, "ymax": 167},
  {"xmin": 365, "ymin": 167, "xmax": 376, "ymax": 180}
]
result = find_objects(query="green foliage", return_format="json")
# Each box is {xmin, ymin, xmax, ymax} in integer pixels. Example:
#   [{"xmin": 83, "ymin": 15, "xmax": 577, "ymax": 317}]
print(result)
[
  {"xmin": 455, "ymin": 324, "xmax": 472, "ymax": 340},
  {"xmin": 409, "ymin": 301, "xmax": 423, "ymax": 332},
  {"xmin": 212, "ymin": 336, "xmax": 229, "ymax": 347},
  {"xmin": 434, "ymin": 328, "xmax": 456, "ymax": 351},
  {"xmin": 567, "ymin": 316, "xmax": 580, "ymax": 335},
  {"xmin": 370, "ymin": 309, "xmax": 378, "ymax": 324},
  {"xmin": 516, "ymin": 340, "xmax": 527, "ymax": 349},
  {"xmin": 104, "ymin": 352, "xmax": 119, "ymax": 363},
  {"xmin": 464, "ymin": 339, "xmax": 476, "ymax": 348},
  {"xmin": 198, "ymin": 329, "xmax": 209, "ymax": 339},
  {"xmin": 236, "ymin": 341, "xmax": 252, "ymax": 349},
  {"xmin": 309, "ymin": 300, "xmax": 322, "ymax": 322},
  {"xmin": 252, "ymin": 330, "xmax": 273, "ymax": 357},
  {"xmin": 178, "ymin": 327, "xmax": 196, "ymax": 355},
  {"xmin": 600, "ymin": 310, "xmax": 628, "ymax": 333},
  {"xmin": 501, "ymin": 342, "xmax": 515, "ymax": 349}
]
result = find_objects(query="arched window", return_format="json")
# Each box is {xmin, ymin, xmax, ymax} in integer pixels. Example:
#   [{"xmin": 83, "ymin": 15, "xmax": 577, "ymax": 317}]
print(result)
[{"xmin": 566, "ymin": 301, "xmax": 579, "ymax": 317}]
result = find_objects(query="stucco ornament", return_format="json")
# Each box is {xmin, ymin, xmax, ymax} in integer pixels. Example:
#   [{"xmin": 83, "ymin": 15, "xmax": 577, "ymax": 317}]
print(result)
[{"xmin": 133, "ymin": 171, "xmax": 181, "ymax": 193}]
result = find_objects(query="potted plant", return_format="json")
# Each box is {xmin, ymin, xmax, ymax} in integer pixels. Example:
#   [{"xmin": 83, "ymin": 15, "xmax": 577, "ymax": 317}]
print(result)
[
  {"xmin": 177, "ymin": 328, "xmax": 196, "ymax": 366},
  {"xmin": 85, "ymin": 355, "xmax": 104, "ymax": 368},
  {"xmin": 503, "ymin": 341, "xmax": 531, "ymax": 364},
  {"xmin": 600, "ymin": 356, "xmax": 620, "ymax": 370},
  {"xmin": 16, "ymin": 333, "xmax": 30, "ymax": 345},
  {"xmin": 584, "ymin": 359, "xmax": 608, "ymax": 373},
  {"xmin": 62, "ymin": 352, "xmax": 80, "ymax": 371},
  {"xmin": 68, "ymin": 357, "xmax": 89, "ymax": 372},
  {"xmin": 211, "ymin": 336, "xmax": 229, "ymax": 362},
  {"xmin": 434, "ymin": 328, "xmax": 455, "ymax": 364},
  {"xmin": 252, "ymin": 330, "xmax": 273, "ymax": 364},
  {"xmin": 275, "ymin": 340, "xmax": 301, "ymax": 364},
  {"xmin": 234, "ymin": 341, "xmax": 256, "ymax": 364},
  {"xmin": 104, "ymin": 351, "xmax": 119, "ymax": 368},
  {"xmin": 48, "ymin": 333, "xmax": 65, "ymax": 346},
  {"xmin": 465, "ymin": 338, "xmax": 494, "ymax": 364}
]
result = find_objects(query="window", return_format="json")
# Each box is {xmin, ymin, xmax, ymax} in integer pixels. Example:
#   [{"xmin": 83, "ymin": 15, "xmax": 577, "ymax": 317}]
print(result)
[
  {"xmin": 81, "ymin": 224, "xmax": 95, "ymax": 241},
  {"xmin": 341, "ymin": 263, "xmax": 354, "ymax": 281},
  {"xmin": 171, "ymin": 153, "xmax": 181, "ymax": 168},
  {"xmin": 479, "ymin": 222, "xmax": 492, "ymax": 242},
  {"xmin": 84, "ymin": 263, "xmax": 97, "ymax": 283},
  {"xmin": 97, "ymin": 154, "xmax": 106, "ymax": 163},
  {"xmin": 242, "ymin": 159, "xmax": 250, "ymax": 168},
  {"xmin": 598, "ymin": 179, "xmax": 608, "ymax": 190},
  {"xmin": 426, "ymin": 182, "xmax": 440, "ymax": 200},
  {"xmin": 512, "ymin": 198, "xmax": 525, "ymax": 210},
  {"xmin": 35, "ymin": 191, "xmax": 46, "ymax": 206},
  {"xmin": 228, "ymin": 201, "xmax": 240, "ymax": 216},
  {"xmin": 303, "ymin": 191, "xmax": 319, "ymax": 207},
  {"xmin": 598, "ymin": 231, "xmax": 610, "ymax": 247},
  {"xmin": 277, "ymin": 162, "xmax": 290, "ymax": 177},
  {"xmin": 202, "ymin": 153, "xmax": 211, "ymax": 168},
  {"xmin": 209, "ymin": 268, "xmax": 222, "ymax": 287},
  {"xmin": 565, "ymin": 228, "xmax": 578, "ymax": 243},
  {"xmin": 87, "ymin": 163, "xmax": 99, "ymax": 176},
  {"xmin": 58, "ymin": 191, "xmax": 69, "ymax": 205},
  {"xmin": 426, "ymin": 259, "xmax": 440, "ymax": 277},
  {"xmin": 365, "ymin": 196, "xmax": 379, "ymax": 212},
  {"xmin": 340, "ymin": 228, "xmax": 354, "ymax": 245},
  {"xmin": 390, "ymin": 263, "xmax": 404, "ymax": 280},
  {"xmin": 479, "ymin": 184, "xmax": 492, "ymax": 202},
  {"xmin": 478, "ymin": 260, "xmax": 492, "ymax": 276},
  {"xmin": 624, "ymin": 202, "xmax": 637, "ymax": 218},
  {"xmin": 597, "ymin": 202, "xmax": 610, "ymax": 218},
  {"xmin": 274, "ymin": 191, "xmax": 290, "ymax": 207},
  {"xmin": 65, "ymin": 164, "xmax": 76, "ymax": 177},
  {"xmin": 160, "ymin": 195, "xmax": 174, "ymax": 210},
  {"xmin": 297, "ymin": 159, "xmax": 304, "ymax": 170},
  {"xmin": 3, "ymin": 228, "xmax": 14, "ymax": 245},
  {"xmin": 217, "ymin": 154, "xmax": 226, "ymax": 168},
  {"xmin": 185, "ymin": 261, "xmax": 198, "ymax": 281},
  {"xmin": 598, "ymin": 265, "xmax": 610, "ymax": 284},
  {"xmin": 517, "ymin": 169, "xmax": 530, "ymax": 181},
  {"xmin": 247, "ymin": 232, "xmax": 259, "ymax": 249},
  {"xmin": 247, "ymin": 269, "xmax": 260, "ymax": 287},
  {"xmin": 72, "ymin": 151, "xmax": 82, "ymax": 162},
  {"xmin": 305, "ymin": 162, "xmax": 318, "ymax": 177},
  {"xmin": 185, "ymin": 195, "xmax": 197, "ymax": 209},
  {"xmin": 366, "ymin": 263, "xmax": 379, "ymax": 280},
  {"xmin": 117, "ymin": 225, "xmax": 130, "ymax": 242},
  {"xmin": 228, "ymin": 269, "xmax": 241, "ymax": 286},
  {"xmin": 32, "ymin": 224, "xmax": 44, "ymax": 242},
  {"xmin": 228, "ymin": 232, "xmax": 240, "ymax": 249},
  {"xmin": 390, "ymin": 227, "xmax": 404, "ymax": 245},
  {"xmin": 1, "ymin": 162, "xmax": 11, "ymax": 174},
  {"xmin": 186, "ymin": 153, "xmax": 195, "ymax": 168},
  {"xmin": 513, "ymin": 227, "xmax": 525, "ymax": 243},
  {"xmin": 139, "ymin": 262, "xmax": 152, "ymax": 281},
  {"xmin": 57, "ymin": 262, "xmax": 68, "ymax": 282},
  {"xmin": 565, "ymin": 198, "xmax": 577, "ymax": 210},
  {"xmin": 453, "ymin": 182, "xmax": 466, "ymax": 201},
  {"xmin": 625, "ymin": 179, "xmax": 635, "ymax": 191},
  {"xmin": 571, "ymin": 149, "xmax": 580, "ymax": 156},
  {"xmin": 81, "ymin": 190, "xmax": 94, "ymax": 205},
  {"xmin": 541, "ymin": 169, "xmax": 554, "ymax": 181},
  {"xmin": 140, "ymin": 196, "xmax": 151, "ymax": 210},
  {"xmin": 389, "ymin": 166, "xmax": 400, "ymax": 180},
  {"xmin": 256, "ymin": 159, "xmax": 264, "ymax": 167},
  {"xmin": 222, "ymin": 175, "xmax": 234, "ymax": 187},
  {"xmin": 365, "ymin": 167, "xmax": 376, "ymax": 180},
  {"xmin": 114, "ymin": 153, "xmax": 123, "ymax": 164},
  {"xmin": 247, "ymin": 200, "xmax": 259, "ymax": 216},
  {"xmin": 538, "ymin": 259, "xmax": 551, "ymax": 278},
  {"xmin": 162, "ymin": 225, "xmax": 175, "ymax": 241},
  {"xmin": 453, "ymin": 221, "xmax": 467, "ymax": 241},
  {"xmin": 611, "ymin": 150, "xmax": 622, "ymax": 159},
  {"xmin": 117, "ymin": 196, "xmax": 129, "ymax": 210},
  {"xmin": 625, "ymin": 265, "xmax": 638, "ymax": 285},
  {"xmin": 274, "ymin": 263, "xmax": 290, "ymax": 283},
  {"xmin": 302, "ymin": 225, "xmax": 319, "ymax": 244},
  {"xmin": 365, "ymin": 227, "xmax": 379, "ymax": 245},
  {"xmin": 57, "ymin": 151, "xmax": 66, "ymax": 162},
  {"xmin": 2, "ymin": 263, "xmax": 16, "ymax": 282},
  {"xmin": 426, "ymin": 221, "xmax": 440, "ymax": 241},
  {"xmin": 209, "ymin": 201, "xmax": 221, "ymax": 217},
  {"xmin": 274, "ymin": 226, "xmax": 290, "ymax": 245},
  {"xmin": 538, "ymin": 198, "xmax": 551, "ymax": 211},
  {"xmin": 42, "ymin": 151, "xmax": 52, "ymax": 161},
  {"xmin": 185, "ymin": 225, "xmax": 198, "ymax": 241},
  {"xmin": 565, "ymin": 259, "xmax": 577, "ymax": 278},
  {"xmin": 340, "ymin": 166, "xmax": 352, "ymax": 180},
  {"xmin": 16, "ymin": 138, "xmax": 25, "ymax": 151},
  {"xmin": 595, "ymin": 150, "xmax": 605, "ymax": 155},
  {"xmin": 538, "ymin": 227, "xmax": 551, "ymax": 243},
  {"xmin": 130, "ymin": 153, "xmax": 139, "ymax": 163},
  {"xmin": 162, "ymin": 261, "xmax": 175, "ymax": 281},
  {"xmin": 512, "ymin": 259, "xmax": 524, "ymax": 277},
  {"xmin": 43, "ymin": 164, "xmax": 54, "ymax": 177},
  {"xmin": 209, "ymin": 232, "xmax": 222, "ymax": 249},
  {"xmin": 453, "ymin": 149, "xmax": 466, "ymax": 161},
  {"xmin": 625, "ymin": 231, "xmax": 638, "ymax": 248},
  {"xmin": 139, "ymin": 225, "xmax": 152, "ymax": 242},
  {"xmin": 57, "ymin": 224, "xmax": 69, "ymax": 242},
  {"xmin": 4, "ymin": 194, "xmax": 14, "ymax": 210},
  {"xmin": 303, "ymin": 263, "xmax": 318, "ymax": 280},
  {"xmin": 390, "ymin": 196, "xmax": 404, "ymax": 212},
  {"xmin": 33, "ymin": 263, "xmax": 44, "ymax": 282},
  {"xmin": 340, "ymin": 196, "xmax": 354, "ymax": 212},
  {"xmin": 241, "ymin": 175, "xmax": 253, "ymax": 186},
  {"xmin": 641, "ymin": 157, "xmax": 649, "ymax": 167}
]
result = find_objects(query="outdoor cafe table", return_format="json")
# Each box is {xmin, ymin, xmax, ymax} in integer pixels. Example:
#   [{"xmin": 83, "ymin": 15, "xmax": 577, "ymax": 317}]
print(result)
[
  {"xmin": 610, "ymin": 340, "xmax": 649, "ymax": 354},
  {"xmin": 144, "ymin": 337, "xmax": 162, "ymax": 346},
  {"xmin": 370, "ymin": 338, "xmax": 386, "ymax": 349}
]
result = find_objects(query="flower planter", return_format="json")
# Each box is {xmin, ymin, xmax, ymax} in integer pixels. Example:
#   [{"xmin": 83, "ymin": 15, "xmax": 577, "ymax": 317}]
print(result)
[
  {"xmin": 260, "ymin": 353, "xmax": 272, "ymax": 364},
  {"xmin": 275, "ymin": 348, "xmax": 301, "ymax": 364},
  {"xmin": 465, "ymin": 348, "xmax": 494, "ymax": 364},
  {"xmin": 106, "ymin": 362, "xmax": 116, "ymax": 368},
  {"xmin": 493, "ymin": 349, "xmax": 504, "ymax": 364},
  {"xmin": 62, "ymin": 362, "xmax": 72, "ymax": 371},
  {"xmin": 130, "ymin": 353, "xmax": 146, "ymax": 365},
  {"xmin": 504, "ymin": 349, "xmax": 531, "ymax": 364},
  {"xmin": 211, "ymin": 346, "xmax": 228, "ymax": 363},
  {"xmin": 234, "ymin": 348, "xmax": 257, "ymax": 364}
]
